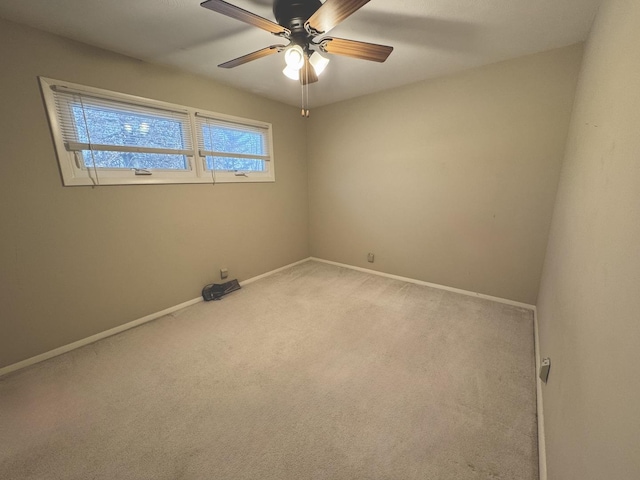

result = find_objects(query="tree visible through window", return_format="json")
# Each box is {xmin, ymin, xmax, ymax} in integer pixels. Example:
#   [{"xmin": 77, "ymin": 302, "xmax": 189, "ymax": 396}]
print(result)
[
  {"xmin": 41, "ymin": 77, "xmax": 275, "ymax": 185},
  {"xmin": 201, "ymin": 124, "xmax": 266, "ymax": 172},
  {"xmin": 72, "ymin": 104, "xmax": 189, "ymax": 170}
]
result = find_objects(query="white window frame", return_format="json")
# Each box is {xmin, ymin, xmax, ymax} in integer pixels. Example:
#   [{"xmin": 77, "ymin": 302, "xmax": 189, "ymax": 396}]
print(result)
[
  {"xmin": 39, "ymin": 77, "xmax": 275, "ymax": 186},
  {"xmin": 194, "ymin": 112, "xmax": 275, "ymax": 184}
]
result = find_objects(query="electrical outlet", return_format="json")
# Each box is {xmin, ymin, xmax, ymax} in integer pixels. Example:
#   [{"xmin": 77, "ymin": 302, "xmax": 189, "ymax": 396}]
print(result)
[
  {"xmin": 220, "ymin": 268, "xmax": 228, "ymax": 280},
  {"xmin": 539, "ymin": 358, "xmax": 551, "ymax": 383},
  {"xmin": 367, "ymin": 253, "xmax": 375, "ymax": 263}
]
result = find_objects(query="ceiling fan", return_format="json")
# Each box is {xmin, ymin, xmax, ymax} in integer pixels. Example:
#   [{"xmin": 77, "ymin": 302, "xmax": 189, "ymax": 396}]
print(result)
[{"xmin": 201, "ymin": 0, "xmax": 394, "ymax": 114}]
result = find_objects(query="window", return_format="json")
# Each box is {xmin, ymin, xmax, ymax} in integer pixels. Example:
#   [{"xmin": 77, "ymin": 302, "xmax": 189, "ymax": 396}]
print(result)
[
  {"xmin": 40, "ymin": 77, "xmax": 275, "ymax": 186},
  {"xmin": 196, "ymin": 114, "xmax": 271, "ymax": 177}
]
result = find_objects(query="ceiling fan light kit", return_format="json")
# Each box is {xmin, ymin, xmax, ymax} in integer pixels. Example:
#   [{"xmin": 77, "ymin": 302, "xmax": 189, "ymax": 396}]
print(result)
[
  {"xmin": 201, "ymin": 0, "xmax": 393, "ymax": 116},
  {"xmin": 284, "ymin": 44, "xmax": 305, "ymax": 70},
  {"xmin": 309, "ymin": 51, "xmax": 329, "ymax": 76},
  {"xmin": 283, "ymin": 64, "xmax": 301, "ymax": 80}
]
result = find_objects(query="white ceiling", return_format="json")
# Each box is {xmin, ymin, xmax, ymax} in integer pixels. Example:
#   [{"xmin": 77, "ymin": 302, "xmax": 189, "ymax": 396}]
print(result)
[{"xmin": 0, "ymin": 0, "xmax": 601, "ymax": 107}]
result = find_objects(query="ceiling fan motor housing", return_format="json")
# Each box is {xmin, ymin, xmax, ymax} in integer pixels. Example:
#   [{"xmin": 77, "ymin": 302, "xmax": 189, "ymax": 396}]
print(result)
[{"xmin": 273, "ymin": 0, "xmax": 322, "ymax": 39}]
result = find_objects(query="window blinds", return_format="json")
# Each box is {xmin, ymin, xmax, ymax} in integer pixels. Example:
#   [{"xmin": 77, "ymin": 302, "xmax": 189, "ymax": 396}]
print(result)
[
  {"xmin": 50, "ymin": 85, "xmax": 194, "ymax": 157},
  {"xmin": 40, "ymin": 77, "xmax": 276, "ymax": 185},
  {"xmin": 194, "ymin": 113, "xmax": 271, "ymax": 161}
]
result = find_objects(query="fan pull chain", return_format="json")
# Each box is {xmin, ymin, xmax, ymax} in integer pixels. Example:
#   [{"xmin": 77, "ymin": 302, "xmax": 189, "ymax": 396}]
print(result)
[
  {"xmin": 300, "ymin": 59, "xmax": 310, "ymax": 118},
  {"xmin": 305, "ymin": 77, "xmax": 310, "ymax": 118},
  {"xmin": 306, "ymin": 59, "xmax": 310, "ymax": 117},
  {"xmin": 301, "ymin": 67, "xmax": 305, "ymax": 117}
]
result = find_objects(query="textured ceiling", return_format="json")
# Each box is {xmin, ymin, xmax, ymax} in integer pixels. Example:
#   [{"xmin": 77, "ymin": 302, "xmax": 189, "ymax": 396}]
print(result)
[{"xmin": 0, "ymin": 0, "xmax": 601, "ymax": 107}]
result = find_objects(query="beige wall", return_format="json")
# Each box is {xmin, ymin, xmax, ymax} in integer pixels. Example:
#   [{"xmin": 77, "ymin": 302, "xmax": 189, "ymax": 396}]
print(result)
[
  {"xmin": 537, "ymin": 0, "xmax": 640, "ymax": 478},
  {"xmin": 0, "ymin": 19, "xmax": 309, "ymax": 368},
  {"xmin": 0, "ymin": 17, "xmax": 589, "ymax": 369},
  {"xmin": 307, "ymin": 45, "xmax": 583, "ymax": 304}
]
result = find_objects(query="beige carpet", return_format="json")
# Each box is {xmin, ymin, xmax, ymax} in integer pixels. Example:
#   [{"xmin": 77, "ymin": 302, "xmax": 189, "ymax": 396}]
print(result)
[{"xmin": 0, "ymin": 261, "xmax": 538, "ymax": 479}]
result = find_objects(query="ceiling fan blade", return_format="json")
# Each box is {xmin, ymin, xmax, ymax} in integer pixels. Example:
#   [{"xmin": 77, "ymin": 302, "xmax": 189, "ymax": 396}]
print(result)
[
  {"xmin": 305, "ymin": 0, "xmax": 371, "ymax": 35},
  {"xmin": 218, "ymin": 45, "xmax": 286, "ymax": 68},
  {"xmin": 320, "ymin": 37, "xmax": 393, "ymax": 62},
  {"xmin": 201, "ymin": 0, "xmax": 289, "ymax": 36},
  {"xmin": 300, "ymin": 57, "xmax": 319, "ymax": 85}
]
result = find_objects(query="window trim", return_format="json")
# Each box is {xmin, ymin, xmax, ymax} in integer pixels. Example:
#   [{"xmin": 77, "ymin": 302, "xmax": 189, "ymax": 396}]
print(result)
[
  {"xmin": 39, "ymin": 77, "xmax": 275, "ymax": 186},
  {"xmin": 194, "ymin": 110, "xmax": 275, "ymax": 184}
]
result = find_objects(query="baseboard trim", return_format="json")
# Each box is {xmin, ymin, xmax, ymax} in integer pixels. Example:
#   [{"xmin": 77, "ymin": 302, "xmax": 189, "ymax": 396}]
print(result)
[
  {"xmin": 1, "ymin": 254, "xmax": 547, "ymax": 477},
  {"xmin": 309, "ymin": 257, "xmax": 535, "ymax": 310},
  {"xmin": 533, "ymin": 306, "xmax": 547, "ymax": 480},
  {"xmin": 239, "ymin": 257, "xmax": 312, "ymax": 287},
  {"xmin": 0, "ymin": 257, "xmax": 313, "ymax": 378},
  {"xmin": 309, "ymin": 257, "xmax": 544, "ymax": 476},
  {"xmin": 0, "ymin": 297, "xmax": 203, "ymax": 378}
]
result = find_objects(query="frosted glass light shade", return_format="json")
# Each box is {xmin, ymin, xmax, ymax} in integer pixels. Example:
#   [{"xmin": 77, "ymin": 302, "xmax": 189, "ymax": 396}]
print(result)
[
  {"xmin": 309, "ymin": 51, "xmax": 330, "ymax": 76},
  {"xmin": 284, "ymin": 45, "xmax": 304, "ymax": 70},
  {"xmin": 283, "ymin": 65, "xmax": 300, "ymax": 81}
]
